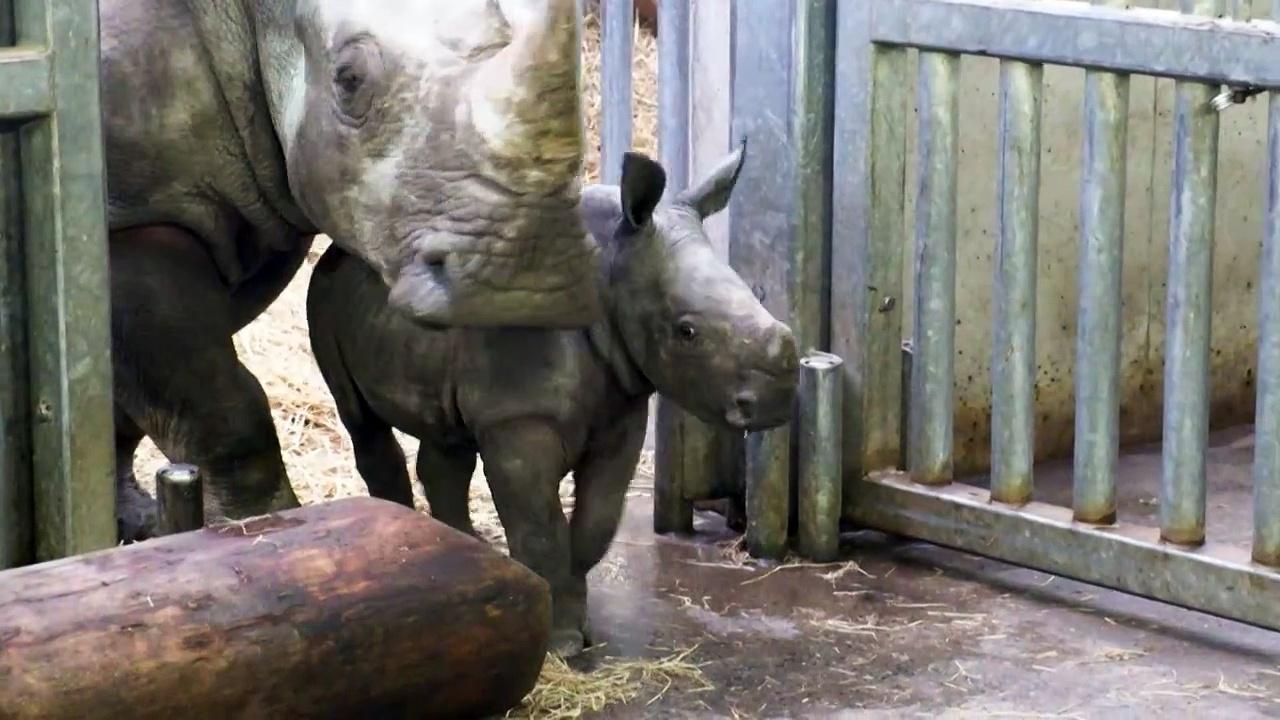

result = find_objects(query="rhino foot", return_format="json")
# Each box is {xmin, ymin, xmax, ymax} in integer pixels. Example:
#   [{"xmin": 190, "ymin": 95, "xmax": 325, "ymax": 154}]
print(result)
[
  {"xmin": 548, "ymin": 628, "xmax": 587, "ymax": 659},
  {"xmin": 117, "ymin": 477, "xmax": 158, "ymax": 543}
]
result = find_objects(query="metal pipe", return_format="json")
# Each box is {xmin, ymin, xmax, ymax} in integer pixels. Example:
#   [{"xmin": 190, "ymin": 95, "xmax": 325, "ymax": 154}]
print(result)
[
  {"xmin": 991, "ymin": 59, "xmax": 1042, "ymax": 506},
  {"xmin": 600, "ymin": 0, "xmax": 633, "ymax": 185},
  {"xmin": 1253, "ymin": 0, "xmax": 1280, "ymax": 567},
  {"xmin": 1161, "ymin": 0, "xmax": 1222, "ymax": 547},
  {"xmin": 908, "ymin": 50, "xmax": 960, "ymax": 487},
  {"xmin": 156, "ymin": 464, "xmax": 204, "ymax": 536},
  {"xmin": 797, "ymin": 351, "xmax": 843, "ymax": 562},
  {"xmin": 1073, "ymin": 0, "xmax": 1129, "ymax": 525},
  {"xmin": 745, "ymin": 426, "xmax": 791, "ymax": 559}
]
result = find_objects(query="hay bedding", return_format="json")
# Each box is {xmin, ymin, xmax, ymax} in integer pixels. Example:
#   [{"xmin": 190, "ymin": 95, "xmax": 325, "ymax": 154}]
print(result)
[{"xmin": 130, "ymin": 12, "xmax": 699, "ymax": 719}]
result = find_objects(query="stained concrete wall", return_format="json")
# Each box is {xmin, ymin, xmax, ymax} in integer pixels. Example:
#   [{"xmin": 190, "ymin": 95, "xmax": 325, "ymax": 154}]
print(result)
[{"xmin": 679, "ymin": 0, "xmax": 1269, "ymax": 475}]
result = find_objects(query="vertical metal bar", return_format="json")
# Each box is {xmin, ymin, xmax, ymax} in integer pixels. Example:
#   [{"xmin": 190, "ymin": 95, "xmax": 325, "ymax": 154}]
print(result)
[
  {"xmin": 600, "ymin": 0, "xmax": 633, "ymax": 185},
  {"xmin": 991, "ymin": 60, "xmax": 1042, "ymax": 506},
  {"xmin": 0, "ymin": 0, "xmax": 31, "ymax": 570},
  {"xmin": 790, "ymin": 0, "xmax": 836, "ymax": 353},
  {"xmin": 900, "ymin": 341, "xmax": 913, "ymax": 472},
  {"xmin": 1161, "ymin": 0, "xmax": 1222, "ymax": 548},
  {"xmin": 908, "ymin": 51, "xmax": 960, "ymax": 487},
  {"xmin": 156, "ymin": 464, "xmax": 204, "ymax": 535},
  {"xmin": 1073, "ymin": 1, "xmax": 1129, "ymax": 525},
  {"xmin": 1254, "ymin": 0, "xmax": 1280, "ymax": 567},
  {"xmin": 652, "ymin": 0, "xmax": 697, "ymax": 535},
  {"xmin": 745, "ymin": 427, "xmax": 790, "ymax": 558},
  {"xmin": 657, "ymin": 0, "xmax": 689, "ymax": 192},
  {"xmin": 730, "ymin": 0, "xmax": 797, "ymax": 559},
  {"xmin": 797, "ymin": 351, "xmax": 843, "ymax": 562},
  {"xmin": 831, "ymin": 0, "xmax": 909, "ymax": 516},
  {"xmin": 21, "ymin": 0, "xmax": 116, "ymax": 561}
]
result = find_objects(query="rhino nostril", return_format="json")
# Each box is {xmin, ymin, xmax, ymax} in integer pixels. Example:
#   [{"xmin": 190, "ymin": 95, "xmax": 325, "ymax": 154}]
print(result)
[{"xmin": 734, "ymin": 392, "xmax": 758, "ymax": 420}]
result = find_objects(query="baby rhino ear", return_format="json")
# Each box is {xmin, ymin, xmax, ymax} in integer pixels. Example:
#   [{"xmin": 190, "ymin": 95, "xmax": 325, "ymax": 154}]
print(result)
[
  {"xmin": 675, "ymin": 138, "xmax": 747, "ymax": 219},
  {"xmin": 619, "ymin": 152, "xmax": 667, "ymax": 231}
]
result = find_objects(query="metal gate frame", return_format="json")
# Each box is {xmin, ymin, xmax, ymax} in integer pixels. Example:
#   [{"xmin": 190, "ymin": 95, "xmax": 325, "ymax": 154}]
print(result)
[
  {"xmin": 834, "ymin": 0, "xmax": 1280, "ymax": 631},
  {"xmin": 0, "ymin": 0, "xmax": 115, "ymax": 568}
]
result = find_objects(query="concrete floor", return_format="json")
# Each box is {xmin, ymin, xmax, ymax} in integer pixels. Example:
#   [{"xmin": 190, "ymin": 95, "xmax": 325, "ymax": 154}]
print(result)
[{"xmin": 575, "ymin": 424, "xmax": 1280, "ymax": 718}]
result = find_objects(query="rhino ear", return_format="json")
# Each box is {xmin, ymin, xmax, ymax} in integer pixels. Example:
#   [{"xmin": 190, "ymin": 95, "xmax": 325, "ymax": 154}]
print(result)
[
  {"xmin": 620, "ymin": 152, "xmax": 666, "ymax": 231},
  {"xmin": 675, "ymin": 138, "xmax": 746, "ymax": 219}
]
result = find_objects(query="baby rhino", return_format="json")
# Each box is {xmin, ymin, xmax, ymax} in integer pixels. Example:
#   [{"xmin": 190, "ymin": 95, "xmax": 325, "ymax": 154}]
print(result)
[{"xmin": 306, "ymin": 146, "xmax": 799, "ymax": 657}]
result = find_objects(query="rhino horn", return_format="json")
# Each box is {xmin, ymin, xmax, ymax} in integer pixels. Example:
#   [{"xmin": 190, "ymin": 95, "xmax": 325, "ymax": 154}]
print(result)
[{"xmin": 468, "ymin": 0, "xmax": 584, "ymax": 193}]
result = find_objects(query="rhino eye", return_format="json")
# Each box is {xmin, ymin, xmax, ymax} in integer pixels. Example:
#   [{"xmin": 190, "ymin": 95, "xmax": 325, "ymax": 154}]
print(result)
[
  {"xmin": 331, "ymin": 39, "xmax": 382, "ymax": 123},
  {"xmin": 676, "ymin": 320, "xmax": 698, "ymax": 343}
]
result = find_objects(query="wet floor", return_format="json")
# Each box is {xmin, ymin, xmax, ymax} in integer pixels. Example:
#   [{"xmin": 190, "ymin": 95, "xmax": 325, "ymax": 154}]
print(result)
[{"xmin": 575, "ymin": 424, "xmax": 1280, "ymax": 718}]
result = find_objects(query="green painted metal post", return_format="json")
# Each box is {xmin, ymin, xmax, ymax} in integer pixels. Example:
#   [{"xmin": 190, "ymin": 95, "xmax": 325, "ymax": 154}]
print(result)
[
  {"xmin": 990, "ymin": 59, "xmax": 1042, "ymax": 506},
  {"xmin": 908, "ymin": 50, "xmax": 961, "ymax": 487},
  {"xmin": 1073, "ymin": 0, "xmax": 1129, "ymax": 526},
  {"xmin": 0, "ymin": 0, "xmax": 33, "ymax": 569},
  {"xmin": 1161, "ymin": 0, "xmax": 1223, "ymax": 548},
  {"xmin": 1254, "ymin": 0, "xmax": 1280, "ymax": 568},
  {"xmin": 0, "ymin": 0, "xmax": 115, "ymax": 566}
]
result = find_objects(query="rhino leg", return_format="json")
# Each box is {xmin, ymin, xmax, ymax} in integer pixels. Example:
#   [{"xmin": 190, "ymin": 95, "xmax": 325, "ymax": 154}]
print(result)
[
  {"xmin": 477, "ymin": 421, "xmax": 581, "ymax": 656},
  {"xmin": 110, "ymin": 226, "xmax": 299, "ymax": 525},
  {"xmin": 417, "ymin": 441, "xmax": 477, "ymax": 536},
  {"xmin": 114, "ymin": 410, "xmax": 156, "ymax": 543},
  {"xmin": 570, "ymin": 405, "xmax": 648, "ymax": 575},
  {"xmin": 306, "ymin": 291, "xmax": 413, "ymax": 507},
  {"xmin": 347, "ymin": 423, "xmax": 413, "ymax": 508}
]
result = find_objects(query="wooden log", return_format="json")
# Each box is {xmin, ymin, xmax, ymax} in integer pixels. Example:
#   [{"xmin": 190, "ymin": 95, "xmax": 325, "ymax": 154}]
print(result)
[{"xmin": 0, "ymin": 497, "xmax": 551, "ymax": 720}]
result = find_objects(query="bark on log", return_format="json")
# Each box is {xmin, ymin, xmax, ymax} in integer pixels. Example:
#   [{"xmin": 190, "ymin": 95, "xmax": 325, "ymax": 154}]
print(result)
[{"xmin": 0, "ymin": 497, "xmax": 551, "ymax": 720}]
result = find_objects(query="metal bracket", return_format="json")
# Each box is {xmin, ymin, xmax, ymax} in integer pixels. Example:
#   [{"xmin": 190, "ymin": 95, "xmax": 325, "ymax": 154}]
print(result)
[{"xmin": 1212, "ymin": 85, "xmax": 1266, "ymax": 112}]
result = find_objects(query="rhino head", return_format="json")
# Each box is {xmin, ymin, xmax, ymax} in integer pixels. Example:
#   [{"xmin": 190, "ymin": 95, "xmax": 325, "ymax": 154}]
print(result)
[
  {"xmin": 582, "ymin": 145, "xmax": 799, "ymax": 431},
  {"xmin": 259, "ymin": 0, "xmax": 597, "ymax": 327}
]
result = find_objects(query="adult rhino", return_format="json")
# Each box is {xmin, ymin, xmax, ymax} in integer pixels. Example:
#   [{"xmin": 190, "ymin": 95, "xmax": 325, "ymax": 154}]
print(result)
[{"xmin": 105, "ymin": 0, "xmax": 597, "ymax": 541}]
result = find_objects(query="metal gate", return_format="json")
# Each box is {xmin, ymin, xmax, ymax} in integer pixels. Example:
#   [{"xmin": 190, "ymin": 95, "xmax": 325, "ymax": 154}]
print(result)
[
  {"xmin": 0, "ymin": 0, "xmax": 115, "ymax": 569},
  {"xmin": 834, "ymin": 0, "xmax": 1280, "ymax": 631},
  {"xmin": 614, "ymin": 0, "xmax": 1280, "ymax": 632}
]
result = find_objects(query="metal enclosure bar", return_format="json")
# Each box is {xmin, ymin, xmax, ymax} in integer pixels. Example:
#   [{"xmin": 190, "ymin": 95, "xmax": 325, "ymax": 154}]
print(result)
[
  {"xmin": 652, "ymin": 0, "xmax": 700, "ymax": 536},
  {"xmin": 871, "ymin": 0, "xmax": 1280, "ymax": 87},
  {"xmin": 797, "ymin": 351, "xmax": 843, "ymax": 562},
  {"xmin": 990, "ymin": 59, "xmax": 1041, "ymax": 506},
  {"xmin": 1160, "ymin": 0, "xmax": 1222, "ymax": 548},
  {"xmin": 851, "ymin": 472, "xmax": 1280, "ymax": 633},
  {"xmin": 1073, "ymin": 3, "xmax": 1129, "ymax": 525},
  {"xmin": 600, "ymin": 0, "xmax": 632, "ymax": 185},
  {"xmin": 830, "ymin": 1, "xmax": 909, "ymax": 515},
  {"xmin": 0, "ymin": 0, "xmax": 31, "ymax": 569},
  {"xmin": 0, "ymin": 48, "xmax": 51, "ymax": 120},
  {"xmin": 731, "ymin": 0, "xmax": 797, "ymax": 559},
  {"xmin": 4, "ymin": 0, "xmax": 115, "ymax": 564},
  {"xmin": 908, "ymin": 51, "xmax": 960, "ymax": 487},
  {"xmin": 1255, "ymin": 0, "xmax": 1280, "ymax": 567}
]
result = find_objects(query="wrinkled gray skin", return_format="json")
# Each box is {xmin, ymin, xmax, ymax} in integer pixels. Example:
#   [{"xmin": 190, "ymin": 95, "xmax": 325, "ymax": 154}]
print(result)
[
  {"xmin": 103, "ymin": 0, "xmax": 597, "ymax": 540},
  {"xmin": 307, "ymin": 147, "xmax": 799, "ymax": 656}
]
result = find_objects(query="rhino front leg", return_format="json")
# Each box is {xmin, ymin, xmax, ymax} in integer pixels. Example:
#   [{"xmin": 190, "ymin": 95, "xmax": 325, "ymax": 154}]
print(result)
[
  {"xmin": 570, "ymin": 404, "xmax": 648, "ymax": 578},
  {"xmin": 477, "ymin": 421, "xmax": 580, "ymax": 656},
  {"xmin": 417, "ymin": 441, "xmax": 478, "ymax": 536},
  {"xmin": 110, "ymin": 226, "xmax": 300, "ymax": 527}
]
